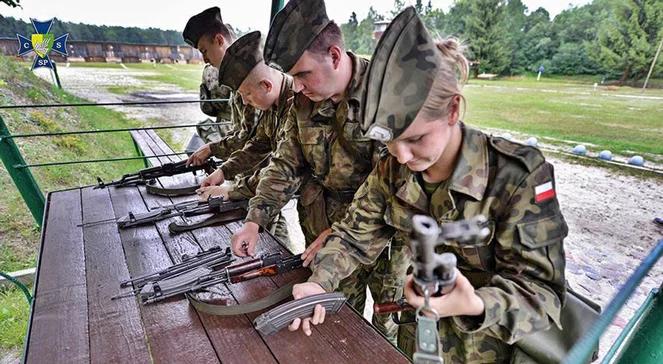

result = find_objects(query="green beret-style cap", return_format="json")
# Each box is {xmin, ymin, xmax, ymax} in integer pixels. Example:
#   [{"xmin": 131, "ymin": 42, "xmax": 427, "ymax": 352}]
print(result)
[
  {"xmin": 183, "ymin": 7, "xmax": 224, "ymax": 47},
  {"xmin": 362, "ymin": 7, "xmax": 443, "ymax": 142},
  {"xmin": 218, "ymin": 31, "xmax": 264, "ymax": 90},
  {"xmin": 264, "ymin": 0, "xmax": 331, "ymax": 72}
]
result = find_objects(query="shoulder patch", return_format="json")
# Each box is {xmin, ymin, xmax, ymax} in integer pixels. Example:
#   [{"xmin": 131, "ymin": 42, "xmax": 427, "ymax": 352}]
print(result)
[{"xmin": 489, "ymin": 136, "xmax": 545, "ymax": 173}]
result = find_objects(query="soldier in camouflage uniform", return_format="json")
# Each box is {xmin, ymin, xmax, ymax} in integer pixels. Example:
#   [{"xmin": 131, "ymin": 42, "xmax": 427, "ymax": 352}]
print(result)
[
  {"xmin": 196, "ymin": 64, "xmax": 236, "ymax": 143},
  {"xmin": 182, "ymin": 7, "xmax": 258, "ymax": 166},
  {"xmin": 196, "ymin": 31, "xmax": 292, "ymax": 243},
  {"xmin": 228, "ymin": 0, "xmax": 410, "ymax": 343},
  {"xmin": 290, "ymin": 8, "xmax": 568, "ymax": 363}
]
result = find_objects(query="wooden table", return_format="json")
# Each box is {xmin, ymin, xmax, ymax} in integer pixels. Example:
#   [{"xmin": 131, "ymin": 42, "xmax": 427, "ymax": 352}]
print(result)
[{"xmin": 23, "ymin": 130, "xmax": 409, "ymax": 363}]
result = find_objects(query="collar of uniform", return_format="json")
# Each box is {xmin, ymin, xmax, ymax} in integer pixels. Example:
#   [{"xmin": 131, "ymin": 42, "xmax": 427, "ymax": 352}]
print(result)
[
  {"xmin": 447, "ymin": 123, "xmax": 489, "ymax": 201},
  {"xmin": 346, "ymin": 51, "xmax": 369, "ymax": 108},
  {"xmin": 275, "ymin": 74, "xmax": 294, "ymax": 118},
  {"xmin": 394, "ymin": 164, "xmax": 429, "ymax": 213},
  {"xmin": 393, "ymin": 123, "xmax": 488, "ymax": 211}
]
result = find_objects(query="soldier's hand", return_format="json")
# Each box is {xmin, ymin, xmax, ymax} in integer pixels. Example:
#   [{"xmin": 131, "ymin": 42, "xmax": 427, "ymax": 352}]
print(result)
[
  {"xmin": 231, "ymin": 222, "xmax": 260, "ymax": 257},
  {"xmin": 403, "ymin": 270, "xmax": 484, "ymax": 318},
  {"xmin": 288, "ymin": 282, "xmax": 327, "ymax": 336},
  {"xmin": 186, "ymin": 143, "xmax": 212, "ymax": 167},
  {"xmin": 302, "ymin": 228, "xmax": 331, "ymax": 267},
  {"xmin": 196, "ymin": 185, "xmax": 232, "ymax": 202},
  {"xmin": 200, "ymin": 168, "xmax": 225, "ymax": 188}
]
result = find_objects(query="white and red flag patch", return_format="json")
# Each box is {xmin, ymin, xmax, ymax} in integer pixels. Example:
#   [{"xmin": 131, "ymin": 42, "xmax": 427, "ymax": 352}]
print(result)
[{"xmin": 534, "ymin": 181, "xmax": 555, "ymax": 203}]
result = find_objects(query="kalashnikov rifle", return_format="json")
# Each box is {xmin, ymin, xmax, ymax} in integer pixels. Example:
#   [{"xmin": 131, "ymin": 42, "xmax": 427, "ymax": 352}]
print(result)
[
  {"xmin": 114, "ymin": 252, "xmax": 303, "ymax": 305},
  {"xmin": 114, "ymin": 197, "xmax": 247, "ymax": 232},
  {"xmin": 374, "ymin": 215, "xmax": 490, "ymax": 363},
  {"xmin": 95, "ymin": 159, "xmax": 221, "ymax": 189}
]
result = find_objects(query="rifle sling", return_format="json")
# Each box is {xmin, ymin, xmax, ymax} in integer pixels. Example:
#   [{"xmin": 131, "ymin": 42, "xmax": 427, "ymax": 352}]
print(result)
[
  {"xmin": 168, "ymin": 209, "xmax": 246, "ymax": 234},
  {"xmin": 146, "ymin": 183, "xmax": 200, "ymax": 197},
  {"xmin": 186, "ymin": 281, "xmax": 299, "ymax": 315}
]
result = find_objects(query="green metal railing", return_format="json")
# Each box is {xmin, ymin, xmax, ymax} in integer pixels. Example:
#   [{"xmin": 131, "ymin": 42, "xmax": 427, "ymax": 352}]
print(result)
[
  {"xmin": 0, "ymin": 100, "xmax": 228, "ymax": 227},
  {"xmin": 0, "ymin": 272, "xmax": 32, "ymax": 304}
]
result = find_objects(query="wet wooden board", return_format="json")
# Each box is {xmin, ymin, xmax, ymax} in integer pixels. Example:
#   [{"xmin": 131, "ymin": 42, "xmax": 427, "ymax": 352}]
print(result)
[{"xmin": 24, "ymin": 132, "xmax": 410, "ymax": 364}]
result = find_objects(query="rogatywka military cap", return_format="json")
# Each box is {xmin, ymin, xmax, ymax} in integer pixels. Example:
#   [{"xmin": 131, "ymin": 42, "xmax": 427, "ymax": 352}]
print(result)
[
  {"xmin": 183, "ymin": 7, "xmax": 224, "ymax": 47},
  {"xmin": 264, "ymin": 0, "xmax": 331, "ymax": 72},
  {"xmin": 362, "ymin": 7, "xmax": 443, "ymax": 142},
  {"xmin": 218, "ymin": 31, "xmax": 264, "ymax": 90}
]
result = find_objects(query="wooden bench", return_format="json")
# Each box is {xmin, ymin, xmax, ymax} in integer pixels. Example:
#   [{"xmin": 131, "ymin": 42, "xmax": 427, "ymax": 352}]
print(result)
[{"xmin": 23, "ymin": 131, "xmax": 409, "ymax": 363}]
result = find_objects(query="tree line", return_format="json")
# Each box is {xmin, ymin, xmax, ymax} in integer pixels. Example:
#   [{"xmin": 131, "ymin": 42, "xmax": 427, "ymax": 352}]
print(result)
[
  {"xmin": 0, "ymin": 15, "xmax": 186, "ymax": 45},
  {"xmin": 343, "ymin": 0, "xmax": 663, "ymax": 82}
]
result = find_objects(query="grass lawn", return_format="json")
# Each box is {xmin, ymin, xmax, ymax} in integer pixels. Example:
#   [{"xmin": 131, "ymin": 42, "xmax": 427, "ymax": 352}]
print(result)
[{"xmin": 463, "ymin": 74, "xmax": 663, "ymax": 158}]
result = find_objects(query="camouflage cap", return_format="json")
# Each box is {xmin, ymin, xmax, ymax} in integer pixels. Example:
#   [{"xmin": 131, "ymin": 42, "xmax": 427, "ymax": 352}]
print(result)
[
  {"xmin": 218, "ymin": 31, "xmax": 264, "ymax": 90},
  {"xmin": 264, "ymin": 0, "xmax": 331, "ymax": 72},
  {"xmin": 362, "ymin": 7, "xmax": 443, "ymax": 142},
  {"xmin": 183, "ymin": 7, "xmax": 223, "ymax": 47}
]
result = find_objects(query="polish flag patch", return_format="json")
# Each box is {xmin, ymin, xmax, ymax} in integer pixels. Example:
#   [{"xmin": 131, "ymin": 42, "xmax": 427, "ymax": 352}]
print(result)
[{"xmin": 534, "ymin": 181, "xmax": 555, "ymax": 203}]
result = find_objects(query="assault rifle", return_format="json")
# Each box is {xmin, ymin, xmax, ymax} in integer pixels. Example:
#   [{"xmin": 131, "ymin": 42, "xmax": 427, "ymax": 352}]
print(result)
[
  {"xmin": 374, "ymin": 215, "xmax": 490, "ymax": 364},
  {"xmin": 115, "ymin": 197, "xmax": 248, "ymax": 233},
  {"xmin": 95, "ymin": 159, "xmax": 221, "ymax": 189},
  {"xmin": 114, "ymin": 252, "xmax": 303, "ymax": 305}
]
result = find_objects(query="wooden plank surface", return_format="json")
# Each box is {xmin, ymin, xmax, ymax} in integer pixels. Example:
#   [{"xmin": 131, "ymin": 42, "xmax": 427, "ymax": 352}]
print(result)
[
  {"xmin": 81, "ymin": 186, "xmax": 151, "ymax": 363},
  {"xmin": 25, "ymin": 190, "xmax": 89, "ymax": 364},
  {"xmin": 27, "ymin": 130, "xmax": 409, "ymax": 364}
]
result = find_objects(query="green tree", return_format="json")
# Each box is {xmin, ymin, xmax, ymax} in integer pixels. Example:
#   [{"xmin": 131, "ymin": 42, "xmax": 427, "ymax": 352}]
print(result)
[
  {"xmin": 1, "ymin": 0, "xmax": 21, "ymax": 8},
  {"xmin": 588, "ymin": 0, "xmax": 663, "ymax": 82},
  {"xmin": 465, "ymin": 0, "xmax": 511, "ymax": 76},
  {"xmin": 391, "ymin": 0, "xmax": 406, "ymax": 18},
  {"xmin": 503, "ymin": 0, "xmax": 528, "ymax": 74}
]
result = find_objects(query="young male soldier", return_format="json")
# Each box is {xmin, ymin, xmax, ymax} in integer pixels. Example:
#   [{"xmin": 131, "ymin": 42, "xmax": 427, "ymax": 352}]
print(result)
[
  {"xmin": 228, "ymin": 0, "xmax": 410, "ymax": 342},
  {"xmin": 196, "ymin": 31, "xmax": 293, "ymax": 243},
  {"xmin": 182, "ymin": 7, "xmax": 258, "ymax": 165}
]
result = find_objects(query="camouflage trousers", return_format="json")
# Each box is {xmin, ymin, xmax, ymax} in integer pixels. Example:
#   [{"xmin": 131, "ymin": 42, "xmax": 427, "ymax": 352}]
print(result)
[
  {"xmin": 297, "ymin": 182, "xmax": 411, "ymax": 343},
  {"xmin": 339, "ymin": 242, "xmax": 410, "ymax": 345},
  {"xmin": 196, "ymin": 118, "xmax": 234, "ymax": 143}
]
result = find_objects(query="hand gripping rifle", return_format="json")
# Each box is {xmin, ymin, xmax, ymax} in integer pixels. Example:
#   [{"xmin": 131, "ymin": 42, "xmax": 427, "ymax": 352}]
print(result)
[
  {"xmin": 115, "ymin": 252, "xmax": 303, "ymax": 305},
  {"xmin": 374, "ymin": 215, "xmax": 490, "ymax": 364},
  {"xmin": 94, "ymin": 159, "xmax": 221, "ymax": 189}
]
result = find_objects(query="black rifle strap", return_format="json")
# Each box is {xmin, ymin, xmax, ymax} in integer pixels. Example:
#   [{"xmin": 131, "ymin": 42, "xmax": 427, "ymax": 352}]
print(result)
[
  {"xmin": 168, "ymin": 209, "xmax": 247, "ymax": 235},
  {"xmin": 146, "ymin": 183, "xmax": 200, "ymax": 197}
]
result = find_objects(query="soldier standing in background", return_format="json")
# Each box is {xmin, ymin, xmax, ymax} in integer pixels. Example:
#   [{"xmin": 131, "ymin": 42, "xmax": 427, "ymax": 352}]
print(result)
[{"xmin": 182, "ymin": 7, "xmax": 258, "ymax": 165}]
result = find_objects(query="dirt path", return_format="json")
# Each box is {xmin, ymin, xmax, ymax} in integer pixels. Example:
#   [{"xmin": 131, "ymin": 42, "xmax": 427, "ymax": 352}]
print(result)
[
  {"xmin": 35, "ymin": 66, "xmax": 207, "ymax": 148},
  {"xmin": 34, "ymin": 66, "xmax": 663, "ymax": 361}
]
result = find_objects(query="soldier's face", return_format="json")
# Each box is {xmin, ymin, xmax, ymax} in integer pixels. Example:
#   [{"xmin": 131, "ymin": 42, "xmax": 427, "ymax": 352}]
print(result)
[
  {"xmin": 386, "ymin": 98, "xmax": 461, "ymax": 173},
  {"xmin": 386, "ymin": 118, "xmax": 450, "ymax": 172},
  {"xmin": 197, "ymin": 34, "xmax": 226, "ymax": 67},
  {"xmin": 288, "ymin": 50, "xmax": 337, "ymax": 102}
]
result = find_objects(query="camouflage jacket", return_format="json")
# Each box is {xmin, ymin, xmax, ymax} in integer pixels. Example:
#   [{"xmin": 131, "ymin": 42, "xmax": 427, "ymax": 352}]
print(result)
[
  {"xmin": 245, "ymin": 52, "xmax": 379, "ymax": 229},
  {"xmin": 224, "ymin": 75, "xmax": 294, "ymax": 199},
  {"xmin": 309, "ymin": 124, "xmax": 567, "ymax": 362},
  {"xmin": 200, "ymin": 65, "xmax": 259, "ymax": 160}
]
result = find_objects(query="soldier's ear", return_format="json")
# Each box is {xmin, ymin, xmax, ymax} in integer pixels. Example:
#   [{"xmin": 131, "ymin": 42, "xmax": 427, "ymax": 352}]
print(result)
[
  {"xmin": 329, "ymin": 45, "xmax": 342, "ymax": 69},
  {"xmin": 446, "ymin": 95, "xmax": 461, "ymax": 126},
  {"xmin": 260, "ymin": 79, "xmax": 273, "ymax": 94},
  {"xmin": 214, "ymin": 33, "xmax": 225, "ymax": 48}
]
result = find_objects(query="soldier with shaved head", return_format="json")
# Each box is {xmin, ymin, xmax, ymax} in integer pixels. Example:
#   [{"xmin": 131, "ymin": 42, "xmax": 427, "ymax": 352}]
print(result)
[{"xmin": 228, "ymin": 0, "xmax": 411, "ymax": 343}]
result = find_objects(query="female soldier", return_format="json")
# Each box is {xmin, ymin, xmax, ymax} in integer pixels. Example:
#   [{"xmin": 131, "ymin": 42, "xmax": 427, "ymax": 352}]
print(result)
[{"xmin": 288, "ymin": 7, "xmax": 568, "ymax": 363}]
